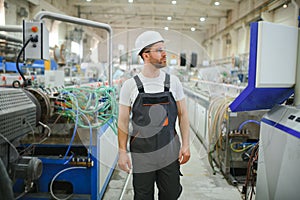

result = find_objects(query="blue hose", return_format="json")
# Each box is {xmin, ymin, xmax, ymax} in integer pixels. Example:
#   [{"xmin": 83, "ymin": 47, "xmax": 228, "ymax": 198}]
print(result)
[{"xmin": 238, "ymin": 119, "xmax": 260, "ymax": 131}]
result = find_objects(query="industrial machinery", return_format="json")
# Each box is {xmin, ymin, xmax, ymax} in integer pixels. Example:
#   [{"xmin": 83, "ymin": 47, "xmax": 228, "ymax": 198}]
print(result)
[
  {"xmin": 0, "ymin": 88, "xmax": 42, "ymax": 200},
  {"xmin": 0, "ymin": 11, "xmax": 118, "ymax": 200},
  {"xmin": 184, "ymin": 83, "xmax": 265, "ymax": 185},
  {"xmin": 255, "ymin": 105, "xmax": 300, "ymax": 200},
  {"xmin": 0, "ymin": 84, "xmax": 118, "ymax": 199},
  {"xmin": 229, "ymin": 21, "xmax": 299, "ymax": 200},
  {"xmin": 184, "ymin": 21, "xmax": 298, "ymax": 191}
]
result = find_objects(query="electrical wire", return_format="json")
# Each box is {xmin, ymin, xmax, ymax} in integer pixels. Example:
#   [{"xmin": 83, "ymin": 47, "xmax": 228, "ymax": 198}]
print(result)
[
  {"xmin": 19, "ymin": 122, "xmax": 51, "ymax": 155},
  {"xmin": 62, "ymin": 92, "xmax": 79, "ymax": 160},
  {"xmin": 16, "ymin": 36, "xmax": 34, "ymax": 87},
  {"xmin": 243, "ymin": 143, "xmax": 259, "ymax": 200},
  {"xmin": 0, "ymin": 159, "xmax": 14, "ymax": 200},
  {"xmin": 57, "ymin": 86, "xmax": 118, "ymax": 132},
  {"xmin": 25, "ymin": 119, "xmax": 36, "ymax": 143},
  {"xmin": 230, "ymin": 142, "xmax": 255, "ymax": 153},
  {"xmin": 0, "ymin": 133, "xmax": 19, "ymax": 159},
  {"xmin": 54, "ymin": 86, "xmax": 118, "ymax": 160},
  {"xmin": 81, "ymin": 112, "xmax": 93, "ymax": 160},
  {"xmin": 15, "ymin": 182, "xmax": 33, "ymax": 200},
  {"xmin": 207, "ymin": 96, "xmax": 231, "ymax": 174},
  {"xmin": 49, "ymin": 166, "xmax": 86, "ymax": 200}
]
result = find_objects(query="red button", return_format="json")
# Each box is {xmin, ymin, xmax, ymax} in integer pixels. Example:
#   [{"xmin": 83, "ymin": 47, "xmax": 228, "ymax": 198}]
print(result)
[{"xmin": 31, "ymin": 26, "xmax": 38, "ymax": 32}]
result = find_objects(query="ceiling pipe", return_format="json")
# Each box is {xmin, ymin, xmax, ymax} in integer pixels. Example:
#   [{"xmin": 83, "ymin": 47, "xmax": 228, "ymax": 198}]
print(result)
[{"xmin": 34, "ymin": 11, "xmax": 113, "ymax": 86}]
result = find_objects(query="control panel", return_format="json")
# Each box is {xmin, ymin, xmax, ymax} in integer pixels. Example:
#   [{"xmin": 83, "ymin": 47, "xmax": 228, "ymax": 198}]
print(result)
[{"xmin": 23, "ymin": 20, "xmax": 49, "ymax": 60}]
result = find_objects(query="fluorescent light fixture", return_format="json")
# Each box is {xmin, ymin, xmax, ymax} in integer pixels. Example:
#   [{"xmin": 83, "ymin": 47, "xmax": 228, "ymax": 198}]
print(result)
[
  {"xmin": 86, "ymin": 0, "xmax": 92, "ymax": 2},
  {"xmin": 214, "ymin": 1, "xmax": 220, "ymax": 6},
  {"xmin": 164, "ymin": 27, "xmax": 169, "ymax": 30},
  {"xmin": 128, "ymin": 0, "xmax": 133, "ymax": 3},
  {"xmin": 171, "ymin": 1, "xmax": 177, "ymax": 5},
  {"xmin": 200, "ymin": 17, "xmax": 206, "ymax": 22},
  {"xmin": 167, "ymin": 16, "xmax": 172, "ymax": 21},
  {"xmin": 191, "ymin": 27, "xmax": 196, "ymax": 31}
]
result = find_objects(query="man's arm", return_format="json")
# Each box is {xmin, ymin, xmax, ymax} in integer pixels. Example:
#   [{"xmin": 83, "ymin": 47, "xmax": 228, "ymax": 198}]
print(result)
[
  {"xmin": 176, "ymin": 98, "xmax": 191, "ymax": 164},
  {"xmin": 117, "ymin": 104, "xmax": 132, "ymax": 173}
]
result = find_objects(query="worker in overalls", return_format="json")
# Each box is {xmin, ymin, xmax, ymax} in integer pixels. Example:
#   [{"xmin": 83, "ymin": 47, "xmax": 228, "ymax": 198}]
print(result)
[{"xmin": 118, "ymin": 31, "xmax": 190, "ymax": 200}]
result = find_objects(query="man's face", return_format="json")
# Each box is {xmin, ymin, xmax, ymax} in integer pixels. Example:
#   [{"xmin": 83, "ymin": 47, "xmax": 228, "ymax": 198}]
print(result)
[{"xmin": 146, "ymin": 42, "xmax": 167, "ymax": 69}]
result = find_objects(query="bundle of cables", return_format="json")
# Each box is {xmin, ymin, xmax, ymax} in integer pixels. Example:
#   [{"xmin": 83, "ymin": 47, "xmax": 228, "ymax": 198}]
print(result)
[
  {"xmin": 207, "ymin": 96, "xmax": 232, "ymax": 174},
  {"xmin": 54, "ymin": 85, "xmax": 118, "ymax": 162},
  {"xmin": 242, "ymin": 143, "xmax": 259, "ymax": 200},
  {"xmin": 57, "ymin": 86, "xmax": 118, "ymax": 131}
]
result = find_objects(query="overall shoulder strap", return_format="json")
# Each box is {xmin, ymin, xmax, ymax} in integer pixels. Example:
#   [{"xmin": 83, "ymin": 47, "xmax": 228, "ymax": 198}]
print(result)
[
  {"xmin": 133, "ymin": 75, "xmax": 145, "ymax": 93},
  {"xmin": 164, "ymin": 73, "xmax": 170, "ymax": 92}
]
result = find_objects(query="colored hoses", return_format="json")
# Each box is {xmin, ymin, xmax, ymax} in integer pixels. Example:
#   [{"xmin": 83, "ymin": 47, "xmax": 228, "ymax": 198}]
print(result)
[{"xmin": 55, "ymin": 86, "xmax": 118, "ymax": 161}]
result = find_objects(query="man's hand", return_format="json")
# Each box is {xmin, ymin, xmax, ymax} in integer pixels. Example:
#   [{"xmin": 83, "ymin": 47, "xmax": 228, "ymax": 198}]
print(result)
[
  {"xmin": 118, "ymin": 151, "xmax": 132, "ymax": 173},
  {"xmin": 178, "ymin": 145, "xmax": 191, "ymax": 165}
]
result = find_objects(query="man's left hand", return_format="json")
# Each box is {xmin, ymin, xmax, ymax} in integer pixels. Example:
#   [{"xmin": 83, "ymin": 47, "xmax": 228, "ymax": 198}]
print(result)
[{"xmin": 178, "ymin": 146, "xmax": 191, "ymax": 165}]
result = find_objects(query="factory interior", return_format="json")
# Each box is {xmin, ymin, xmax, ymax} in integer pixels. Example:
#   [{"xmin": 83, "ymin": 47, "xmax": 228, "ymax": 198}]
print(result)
[{"xmin": 0, "ymin": 0, "xmax": 300, "ymax": 199}]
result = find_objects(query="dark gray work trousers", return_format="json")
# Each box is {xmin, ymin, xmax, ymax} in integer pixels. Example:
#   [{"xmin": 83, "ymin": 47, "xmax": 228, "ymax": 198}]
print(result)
[{"xmin": 132, "ymin": 160, "xmax": 182, "ymax": 200}]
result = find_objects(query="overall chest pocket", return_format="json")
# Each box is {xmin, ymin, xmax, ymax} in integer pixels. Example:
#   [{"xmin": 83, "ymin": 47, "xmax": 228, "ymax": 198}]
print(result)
[{"xmin": 142, "ymin": 94, "xmax": 170, "ymax": 127}]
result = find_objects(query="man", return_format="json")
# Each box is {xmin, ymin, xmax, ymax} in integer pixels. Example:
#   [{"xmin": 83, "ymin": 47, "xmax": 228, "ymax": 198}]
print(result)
[{"xmin": 118, "ymin": 30, "xmax": 190, "ymax": 200}]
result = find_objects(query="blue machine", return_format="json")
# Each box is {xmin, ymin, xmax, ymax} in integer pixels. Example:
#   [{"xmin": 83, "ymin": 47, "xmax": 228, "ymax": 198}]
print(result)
[
  {"xmin": 256, "ymin": 105, "xmax": 300, "ymax": 200},
  {"xmin": 230, "ymin": 22, "xmax": 297, "ymax": 112},
  {"xmin": 228, "ymin": 21, "xmax": 300, "ymax": 199},
  {"xmin": 13, "ymin": 121, "xmax": 118, "ymax": 200},
  {"xmin": 2, "ymin": 59, "xmax": 57, "ymax": 73}
]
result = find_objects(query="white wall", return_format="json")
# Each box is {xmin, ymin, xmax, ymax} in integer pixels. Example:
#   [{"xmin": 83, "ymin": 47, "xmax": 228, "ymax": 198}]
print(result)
[
  {"xmin": 203, "ymin": 0, "xmax": 298, "ymax": 65},
  {"xmin": 273, "ymin": 4, "xmax": 297, "ymax": 26}
]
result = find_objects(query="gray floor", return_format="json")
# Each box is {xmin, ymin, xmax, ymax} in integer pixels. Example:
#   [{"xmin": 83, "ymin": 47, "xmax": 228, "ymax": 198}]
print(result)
[{"xmin": 103, "ymin": 130, "xmax": 242, "ymax": 200}]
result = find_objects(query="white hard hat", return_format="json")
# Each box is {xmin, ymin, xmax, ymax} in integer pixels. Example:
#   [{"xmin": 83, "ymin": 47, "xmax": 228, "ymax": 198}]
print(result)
[{"xmin": 135, "ymin": 31, "xmax": 164, "ymax": 56}]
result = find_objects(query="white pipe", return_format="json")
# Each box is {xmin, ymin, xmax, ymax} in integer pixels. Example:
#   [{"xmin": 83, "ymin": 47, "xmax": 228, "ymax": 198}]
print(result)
[
  {"xmin": 0, "ymin": 25, "xmax": 22, "ymax": 32},
  {"xmin": 33, "ymin": 11, "xmax": 113, "ymax": 86},
  {"xmin": 119, "ymin": 173, "xmax": 131, "ymax": 200}
]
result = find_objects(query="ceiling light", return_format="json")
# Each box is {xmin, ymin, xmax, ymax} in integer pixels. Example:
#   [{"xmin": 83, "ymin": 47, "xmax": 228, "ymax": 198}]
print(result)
[
  {"xmin": 191, "ymin": 27, "xmax": 196, "ymax": 31},
  {"xmin": 200, "ymin": 17, "xmax": 206, "ymax": 22},
  {"xmin": 171, "ymin": 1, "xmax": 177, "ymax": 5},
  {"xmin": 283, "ymin": 2, "xmax": 288, "ymax": 8},
  {"xmin": 214, "ymin": 1, "xmax": 220, "ymax": 6},
  {"xmin": 167, "ymin": 16, "xmax": 172, "ymax": 21},
  {"xmin": 128, "ymin": 0, "xmax": 133, "ymax": 3},
  {"xmin": 164, "ymin": 27, "xmax": 169, "ymax": 30},
  {"xmin": 86, "ymin": 0, "xmax": 92, "ymax": 2}
]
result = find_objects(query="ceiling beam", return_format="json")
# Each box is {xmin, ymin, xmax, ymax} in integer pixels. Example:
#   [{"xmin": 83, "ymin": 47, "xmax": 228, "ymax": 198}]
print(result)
[
  {"xmin": 79, "ymin": 11, "xmax": 226, "ymax": 19},
  {"xmin": 85, "ymin": 15, "xmax": 220, "ymax": 25},
  {"xmin": 72, "ymin": 2, "xmax": 236, "ymax": 11}
]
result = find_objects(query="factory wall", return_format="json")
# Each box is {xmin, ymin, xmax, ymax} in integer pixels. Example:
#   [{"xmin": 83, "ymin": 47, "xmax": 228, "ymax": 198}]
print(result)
[
  {"xmin": 109, "ymin": 28, "xmax": 207, "ymax": 69},
  {"xmin": 2, "ymin": 0, "xmax": 298, "ymax": 70},
  {"xmin": 203, "ymin": 0, "xmax": 298, "ymax": 67}
]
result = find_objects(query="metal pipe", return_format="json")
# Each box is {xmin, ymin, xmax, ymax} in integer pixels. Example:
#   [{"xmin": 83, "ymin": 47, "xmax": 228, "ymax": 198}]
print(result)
[
  {"xmin": 0, "ymin": 25, "xmax": 22, "ymax": 32},
  {"xmin": 119, "ymin": 173, "xmax": 131, "ymax": 200},
  {"xmin": 33, "ymin": 11, "xmax": 113, "ymax": 86},
  {"xmin": 0, "ymin": 33, "xmax": 22, "ymax": 43}
]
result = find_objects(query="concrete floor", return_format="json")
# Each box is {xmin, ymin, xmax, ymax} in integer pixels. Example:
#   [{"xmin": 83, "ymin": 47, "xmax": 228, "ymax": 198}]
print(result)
[{"xmin": 103, "ymin": 130, "xmax": 242, "ymax": 200}]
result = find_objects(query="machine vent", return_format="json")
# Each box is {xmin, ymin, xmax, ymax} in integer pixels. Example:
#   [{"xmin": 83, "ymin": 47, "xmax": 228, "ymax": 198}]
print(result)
[{"xmin": 0, "ymin": 88, "xmax": 36, "ymax": 144}]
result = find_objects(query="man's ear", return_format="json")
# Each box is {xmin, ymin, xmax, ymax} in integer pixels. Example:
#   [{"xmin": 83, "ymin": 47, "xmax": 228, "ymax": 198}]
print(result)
[{"xmin": 142, "ymin": 52, "xmax": 150, "ymax": 60}]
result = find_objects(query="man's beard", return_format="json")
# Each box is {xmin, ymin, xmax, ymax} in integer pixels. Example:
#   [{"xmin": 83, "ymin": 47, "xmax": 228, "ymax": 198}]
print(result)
[
  {"xmin": 151, "ymin": 58, "xmax": 166, "ymax": 69},
  {"xmin": 153, "ymin": 63, "xmax": 166, "ymax": 69}
]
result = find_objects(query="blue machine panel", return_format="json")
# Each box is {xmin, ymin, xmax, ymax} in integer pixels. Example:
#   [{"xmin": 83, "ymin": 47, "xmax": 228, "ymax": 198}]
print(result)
[
  {"xmin": 13, "ymin": 120, "xmax": 118, "ymax": 200},
  {"xmin": 229, "ymin": 22, "xmax": 294, "ymax": 112}
]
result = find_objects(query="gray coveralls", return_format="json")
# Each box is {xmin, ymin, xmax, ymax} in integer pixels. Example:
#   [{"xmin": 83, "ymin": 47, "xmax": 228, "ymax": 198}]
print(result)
[{"xmin": 130, "ymin": 74, "xmax": 182, "ymax": 200}]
